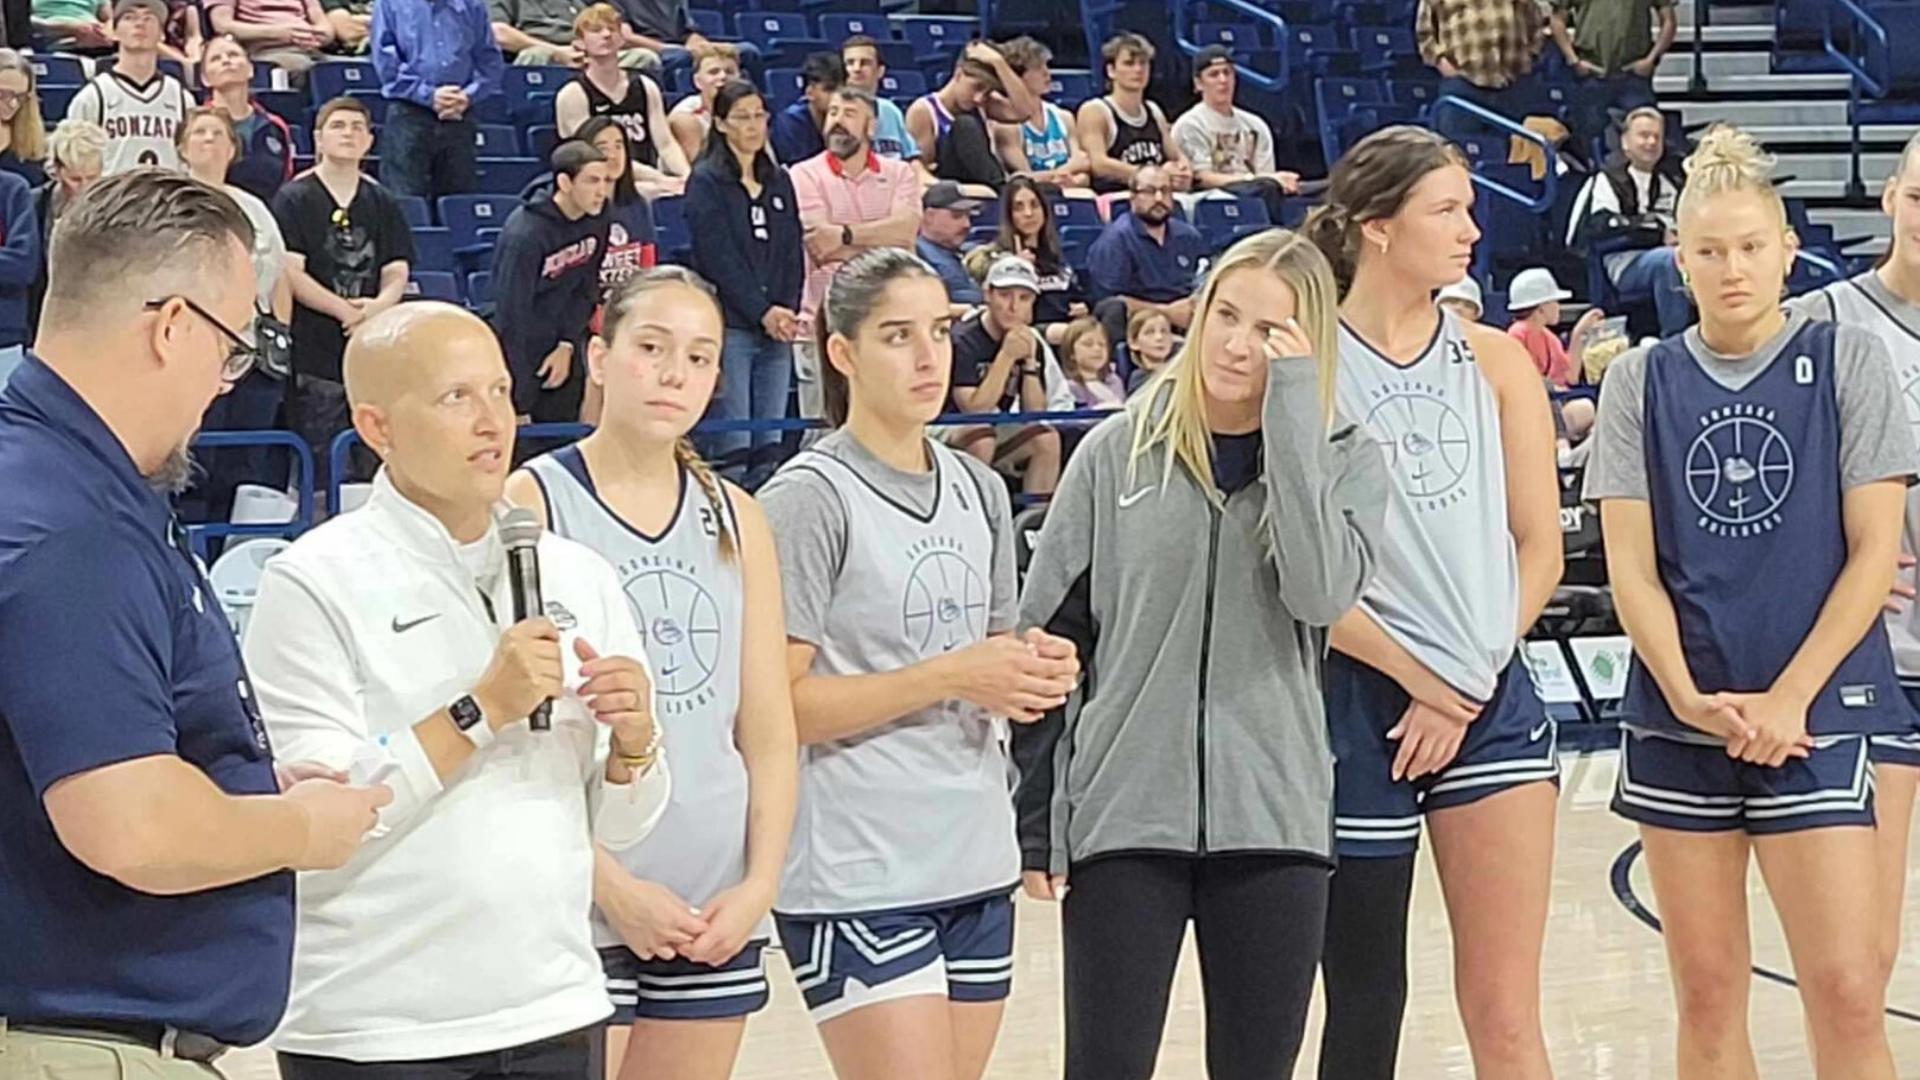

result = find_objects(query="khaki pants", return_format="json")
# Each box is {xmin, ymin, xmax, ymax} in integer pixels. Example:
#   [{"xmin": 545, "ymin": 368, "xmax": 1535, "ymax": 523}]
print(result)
[{"xmin": 0, "ymin": 1026, "xmax": 218, "ymax": 1079}]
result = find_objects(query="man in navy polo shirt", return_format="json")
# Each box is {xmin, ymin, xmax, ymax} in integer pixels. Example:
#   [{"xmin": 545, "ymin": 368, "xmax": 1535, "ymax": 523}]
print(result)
[
  {"xmin": 0, "ymin": 170, "xmax": 388, "ymax": 1075},
  {"xmin": 1087, "ymin": 162, "xmax": 1207, "ymax": 355}
]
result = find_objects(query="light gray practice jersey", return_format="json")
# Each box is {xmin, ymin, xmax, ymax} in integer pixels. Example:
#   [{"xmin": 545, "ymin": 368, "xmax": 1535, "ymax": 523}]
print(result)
[
  {"xmin": 759, "ymin": 433, "xmax": 1021, "ymax": 916},
  {"xmin": 525, "ymin": 448, "xmax": 751, "ymax": 938},
  {"xmin": 1793, "ymin": 271, "xmax": 1920, "ymax": 681},
  {"xmin": 1335, "ymin": 310, "xmax": 1520, "ymax": 700}
]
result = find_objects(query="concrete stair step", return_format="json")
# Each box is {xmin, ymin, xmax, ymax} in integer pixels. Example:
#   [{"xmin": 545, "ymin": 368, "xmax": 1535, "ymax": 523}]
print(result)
[
  {"xmin": 1656, "ymin": 50, "xmax": 1773, "ymax": 79},
  {"xmin": 1654, "ymin": 72, "xmax": 1855, "ymax": 95},
  {"xmin": 1674, "ymin": 2, "xmax": 1776, "ymax": 26},
  {"xmin": 1673, "ymin": 23, "xmax": 1775, "ymax": 45},
  {"xmin": 1674, "ymin": 98, "xmax": 1851, "ymax": 127},
  {"xmin": 1776, "ymin": 151, "xmax": 1901, "ymax": 182}
]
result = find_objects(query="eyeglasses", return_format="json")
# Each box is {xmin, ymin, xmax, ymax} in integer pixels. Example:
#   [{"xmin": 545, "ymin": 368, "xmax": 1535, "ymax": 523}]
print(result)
[
  {"xmin": 145, "ymin": 295, "xmax": 258, "ymax": 382},
  {"xmin": 0, "ymin": 90, "xmax": 25, "ymax": 107}
]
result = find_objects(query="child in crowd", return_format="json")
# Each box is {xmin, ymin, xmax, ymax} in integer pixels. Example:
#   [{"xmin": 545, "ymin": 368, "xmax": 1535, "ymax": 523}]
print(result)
[
  {"xmin": 1060, "ymin": 316, "xmax": 1124, "ymax": 411},
  {"xmin": 1126, "ymin": 307, "xmax": 1175, "ymax": 394}
]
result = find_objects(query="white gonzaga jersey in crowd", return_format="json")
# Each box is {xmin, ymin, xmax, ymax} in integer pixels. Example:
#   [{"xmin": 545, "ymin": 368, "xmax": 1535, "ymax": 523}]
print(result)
[
  {"xmin": 1797, "ymin": 271, "xmax": 1920, "ymax": 680},
  {"xmin": 524, "ymin": 448, "xmax": 752, "ymax": 929},
  {"xmin": 67, "ymin": 69, "xmax": 192, "ymax": 174},
  {"xmin": 1336, "ymin": 309, "xmax": 1520, "ymax": 700},
  {"xmin": 773, "ymin": 439, "xmax": 1020, "ymax": 916}
]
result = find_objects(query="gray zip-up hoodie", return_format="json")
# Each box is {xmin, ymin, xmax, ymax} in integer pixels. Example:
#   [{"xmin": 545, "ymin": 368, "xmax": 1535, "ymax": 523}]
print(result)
[{"xmin": 1014, "ymin": 360, "xmax": 1390, "ymax": 873}]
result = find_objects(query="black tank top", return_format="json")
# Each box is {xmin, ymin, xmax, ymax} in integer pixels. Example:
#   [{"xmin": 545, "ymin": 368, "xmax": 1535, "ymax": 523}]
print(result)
[
  {"xmin": 920, "ymin": 93, "xmax": 1005, "ymax": 188},
  {"xmin": 578, "ymin": 70, "xmax": 660, "ymax": 168},
  {"xmin": 1095, "ymin": 96, "xmax": 1166, "ymax": 193}
]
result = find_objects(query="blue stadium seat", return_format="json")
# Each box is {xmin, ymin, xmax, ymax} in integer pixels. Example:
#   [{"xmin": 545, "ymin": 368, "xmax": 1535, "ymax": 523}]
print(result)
[
  {"xmin": 764, "ymin": 66, "xmax": 806, "ymax": 108},
  {"xmin": 1314, "ymin": 76, "xmax": 1384, "ymax": 158},
  {"xmin": 526, "ymin": 124, "xmax": 559, "ymax": 160},
  {"xmin": 308, "ymin": 60, "xmax": 378, "ymax": 104},
  {"xmin": 438, "ymin": 194, "xmax": 521, "ymax": 250},
  {"xmin": 38, "ymin": 85, "xmax": 78, "ymax": 123},
  {"xmin": 250, "ymin": 64, "xmax": 277, "ymax": 90},
  {"xmin": 868, "ymin": 40, "xmax": 916, "ymax": 72},
  {"xmin": 466, "ymin": 271, "xmax": 493, "ymax": 308},
  {"xmin": 1049, "ymin": 196, "xmax": 1100, "ymax": 231},
  {"xmin": 1352, "ymin": 25, "xmax": 1415, "ymax": 71},
  {"xmin": 347, "ymin": 90, "xmax": 387, "ymax": 122},
  {"xmin": 473, "ymin": 124, "xmax": 520, "ymax": 155},
  {"xmin": 819, "ymin": 12, "xmax": 893, "ymax": 41},
  {"xmin": 1192, "ymin": 197, "xmax": 1272, "ymax": 250},
  {"xmin": 395, "ymin": 195, "xmax": 431, "ymax": 228},
  {"xmin": 476, "ymin": 157, "xmax": 543, "ymax": 195},
  {"xmin": 30, "ymin": 54, "xmax": 86, "ymax": 86},
  {"xmin": 1387, "ymin": 78, "xmax": 1438, "ymax": 114},
  {"xmin": 254, "ymin": 89, "xmax": 303, "ymax": 122},
  {"xmin": 653, "ymin": 195, "xmax": 690, "ymax": 261},
  {"xmin": 1058, "ymin": 223, "xmax": 1100, "ymax": 254},
  {"xmin": 893, "ymin": 16, "xmax": 972, "ymax": 64},
  {"xmin": 517, "ymin": 91, "xmax": 557, "ymax": 126},
  {"xmin": 505, "ymin": 65, "xmax": 573, "ymax": 100},
  {"xmin": 158, "ymin": 58, "xmax": 185, "ymax": 83},
  {"xmin": 735, "ymin": 10, "xmax": 825, "ymax": 64},
  {"xmin": 288, "ymin": 125, "xmax": 311, "ymax": 155},
  {"xmin": 877, "ymin": 70, "xmax": 927, "ymax": 99},
  {"xmin": 687, "ymin": 7, "xmax": 725, "ymax": 36},
  {"xmin": 407, "ymin": 271, "xmax": 461, "ymax": 301},
  {"xmin": 1048, "ymin": 69, "xmax": 1094, "ymax": 107},
  {"xmin": 412, "ymin": 227, "xmax": 456, "ymax": 272},
  {"xmin": 1195, "ymin": 21, "xmax": 1266, "ymax": 50}
]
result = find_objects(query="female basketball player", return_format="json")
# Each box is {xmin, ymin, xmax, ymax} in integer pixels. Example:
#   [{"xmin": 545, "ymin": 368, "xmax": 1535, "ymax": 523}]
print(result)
[
  {"xmin": 1790, "ymin": 130, "xmax": 1920, "ymax": 994},
  {"xmin": 756, "ymin": 248, "xmax": 1080, "ymax": 1080},
  {"xmin": 1014, "ymin": 228, "xmax": 1388, "ymax": 1079},
  {"xmin": 1303, "ymin": 125, "xmax": 1564, "ymax": 1080},
  {"xmin": 1587, "ymin": 124, "xmax": 1911, "ymax": 1079},
  {"xmin": 504, "ymin": 267, "xmax": 798, "ymax": 1080}
]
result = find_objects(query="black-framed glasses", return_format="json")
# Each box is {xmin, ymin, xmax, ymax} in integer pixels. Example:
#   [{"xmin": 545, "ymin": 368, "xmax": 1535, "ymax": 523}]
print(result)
[{"xmin": 145, "ymin": 295, "xmax": 258, "ymax": 382}]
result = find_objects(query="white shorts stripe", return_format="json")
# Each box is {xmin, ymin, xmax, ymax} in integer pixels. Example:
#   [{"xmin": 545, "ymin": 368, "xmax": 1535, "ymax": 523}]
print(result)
[{"xmin": 638, "ymin": 980, "xmax": 771, "ymax": 1002}]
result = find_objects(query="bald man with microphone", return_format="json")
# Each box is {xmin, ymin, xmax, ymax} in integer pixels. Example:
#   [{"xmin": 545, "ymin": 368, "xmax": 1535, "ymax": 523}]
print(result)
[{"xmin": 241, "ymin": 301, "xmax": 671, "ymax": 1080}]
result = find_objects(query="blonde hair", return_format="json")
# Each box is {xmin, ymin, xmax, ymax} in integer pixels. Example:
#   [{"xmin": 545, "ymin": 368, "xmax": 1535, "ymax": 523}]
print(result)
[
  {"xmin": 1125, "ymin": 229, "xmax": 1340, "ymax": 499},
  {"xmin": 573, "ymin": 3, "xmax": 624, "ymax": 37},
  {"xmin": 597, "ymin": 266, "xmax": 735, "ymax": 561},
  {"xmin": 46, "ymin": 117, "xmax": 106, "ymax": 174},
  {"xmin": 1058, "ymin": 316, "xmax": 1110, "ymax": 381},
  {"xmin": 0, "ymin": 50, "xmax": 44, "ymax": 164},
  {"xmin": 1676, "ymin": 123, "xmax": 1784, "ymax": 228},
  {"xmin": 689, "ymin": 40, "xmax": 741, "ymax": 71}
]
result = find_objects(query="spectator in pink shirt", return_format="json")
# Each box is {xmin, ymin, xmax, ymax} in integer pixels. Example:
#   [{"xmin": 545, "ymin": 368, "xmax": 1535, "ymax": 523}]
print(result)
[
  {"xmin": 1504, "ymin": 267, "xmax": 1600, "ymax": 440},
  {"xmin": 788, "ymin": 84, "xmax": 921, "ymax": 423}
]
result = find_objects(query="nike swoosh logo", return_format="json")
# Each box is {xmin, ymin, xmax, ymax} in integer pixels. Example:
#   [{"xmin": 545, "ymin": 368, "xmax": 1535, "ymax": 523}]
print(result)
[
  {"xmin": 1119, "ymin": 487, "xmax": 1154, "ymax": 509},
  {"xmin": 392, "ymin": 614, "xmax": 440, "ymax": 633},
  {"xmin": 1529, "ymin": 720, "xmax": 1552, "ymax": 743}
]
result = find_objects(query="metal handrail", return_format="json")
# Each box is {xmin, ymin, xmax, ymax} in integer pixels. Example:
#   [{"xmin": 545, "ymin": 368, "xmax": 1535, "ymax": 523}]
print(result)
[
  {"xmin": 1171, "ymin": 0, "xmax": 1291, "ymax": 93},
  {"xmin": 1688, "ymin": 0, "xmax": 1709, "ymax": 95},
  {"xmin": 1825, "ymin": 0, "xmax": 1889, "ymax": 200},
  {"xmin": 182, "ymin": 429, "xmax": 317, "ymax": 557},
  {"xmin": 1430, "ymin": 94, "xmax": 1559, "ymax": 213}
]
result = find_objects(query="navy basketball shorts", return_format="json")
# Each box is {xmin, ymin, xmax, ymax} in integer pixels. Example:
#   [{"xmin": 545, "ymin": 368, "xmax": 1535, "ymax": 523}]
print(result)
[
  {"xmin": 1874, "ymin": 686, "xmax": 1920, "ymax": 769},
  {"xmin": 774, "ymin": 891, "xmax": 1016, "ymax": 1024},
  {"xmin": 601, "ymin": 939, "xmax": 772, "ymax": 1023},
  {"xmin": 1611, "ymin": 728, "xmax": 1877, "ymax": 834},
  {"xmin": 1327, "ymin": 652, "xmax": 1561, "ymax": 858}
]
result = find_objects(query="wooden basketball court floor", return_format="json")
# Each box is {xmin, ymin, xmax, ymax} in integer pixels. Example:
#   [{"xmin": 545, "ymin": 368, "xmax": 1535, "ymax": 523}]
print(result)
[{"xmin": 221, "ymin": 747, "xmax": 1920, "ymax": 1079}]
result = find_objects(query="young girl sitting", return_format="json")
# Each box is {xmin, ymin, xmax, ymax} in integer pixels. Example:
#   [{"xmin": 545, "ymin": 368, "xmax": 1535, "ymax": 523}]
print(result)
[
  {"xmin": 1126, "ymin": 308, "xmax": 1176, "ymax": 394},
  {"xmin": 1061, "ymin": 317, "xmax": 1125, "ymax": 411}
]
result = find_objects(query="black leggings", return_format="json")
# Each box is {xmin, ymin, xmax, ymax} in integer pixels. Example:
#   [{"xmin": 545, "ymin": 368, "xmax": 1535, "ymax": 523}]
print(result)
[
  {"xmin": 1317, "ymin": 853, "xmax": 1417, "ymax": 1080},
  {"xmin": 1061, "ymin": 853, "xmax": 1329, "ymax": 1080}
]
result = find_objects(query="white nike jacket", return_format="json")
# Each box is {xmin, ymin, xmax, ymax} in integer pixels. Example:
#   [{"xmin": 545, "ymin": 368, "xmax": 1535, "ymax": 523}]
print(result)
[{"xmin": 242, "ymin": 470, "xmax": 670, "ymax": 1062}]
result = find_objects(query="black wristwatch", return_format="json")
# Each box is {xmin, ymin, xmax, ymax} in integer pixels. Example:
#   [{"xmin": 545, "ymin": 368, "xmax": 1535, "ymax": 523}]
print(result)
[{"xmin": 841, "ymin": 224, "xmax": 854, "ymax": 247}]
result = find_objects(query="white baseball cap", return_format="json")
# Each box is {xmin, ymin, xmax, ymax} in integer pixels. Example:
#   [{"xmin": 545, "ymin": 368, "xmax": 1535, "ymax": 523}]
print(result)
[
  {"xmin": 1436, "ymin": 276, "xmax": 1483, "ymax": 313},
  {"xmin": 1507, "ymin": 267, "xmax": 1572, "ymax": 311}
]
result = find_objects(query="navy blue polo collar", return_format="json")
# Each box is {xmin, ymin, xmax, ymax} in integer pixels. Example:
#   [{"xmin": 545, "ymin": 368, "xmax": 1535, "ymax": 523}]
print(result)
[
  {"xmin": 2, "ymin": 352, "xmax": 171, "ymax": 529},
  {"xmin": 1129, "ymin": 210, "xmax": 1175, "ymax": 246}
]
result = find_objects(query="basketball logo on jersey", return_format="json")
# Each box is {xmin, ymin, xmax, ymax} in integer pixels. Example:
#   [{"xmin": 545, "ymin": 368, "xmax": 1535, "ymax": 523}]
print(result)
[
  {"xmin": 619, "ymin": 553, "xmax": 724, "ymax": 714},
  {"xmin": 1684, "ymin": 403, "xmax": 1795, "ymax": 537},
  {"xmin": 1898, "ymin": 361, "xmax": 1920, "ymax": 439},
  {"xmin": 901, "ymin": 535, "xmax": 988, "ymax": 653},
  {"xmin": 1362, "ymin": 376, "xmax": 1474, "ymax": 511}
]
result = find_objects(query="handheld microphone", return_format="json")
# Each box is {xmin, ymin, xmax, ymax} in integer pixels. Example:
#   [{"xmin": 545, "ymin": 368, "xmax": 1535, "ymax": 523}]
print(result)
[{"xmin": 498, "ymin": 508, "xmax": 551, "ymax": 732}]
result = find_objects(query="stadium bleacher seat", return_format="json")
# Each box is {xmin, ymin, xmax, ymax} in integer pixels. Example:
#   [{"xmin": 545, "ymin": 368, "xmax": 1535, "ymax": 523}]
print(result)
[
  {"xmin": 473, "ymin": 124, "xmax": 520, "ymax": 156},
  {"xmin": 893, "ymin": 15, "xmax": 971, "ymax": 65},
  {"xmin": 1314, "ymin": 76, "xmax": 1385, "ymax": 159},
  {"xmin": 1195, "ymin": 21, "xmax": 1266, "ymax": 51},
  {"xmin": 39, "ymin": 85, "xmax": 78, "ymax": 124},
  {"xmin": 735, "ymin": 11, "xmax": 825, "ymax": 65},
  {"xmin": 1352, "ymin": 25, "xmax": 1415, "ymax": 72},
  {"xmin": 408, "ymin": 271, "xmax": 461, "ymax": 302},
  {"xmin": 877, "ymin": 70, "xmax": 927, "ymax": 99},
  {"xmin": 439, "ymin": 195, "xmax": 520, "ymax": 251},
  {"xmin": 412, "ymin": 227, "xmax": 456, "ymax": 273},
  {"xmin": 527, "ymin": 124, "xmax": 559, "ymax": 161},
  {"xmin": 30, "ymin": 54, "xmax": 87, "ymax": 86},
  {"xmin": 687, "ymin": 7, "xmax": 725, "ymax": 36},
  {"xmin": 347, "ymin": 90, "xmax": 388, "ymax": 122},
  {"xmin": 1049, "ymin": 196, "xmax": 1100, "ymax": 231},
  {"xmin": 476, "ymin": 157, "xmax": 543, "ymax": 195},
  {"xmin": 505, "ymin": 65, "xmax": 573, "ymax": 101},
  {"xmin": 254, "ymin": 89, "xmax": 304, "ymax": 123},
  {"xmin": 518, "ymin": 91, "xmax": 558, "ymax": 126},
  {"xmin": 1192, "ymin": 197, "xmax": 1272, "ymax": 251},
  {"xmin": 1048, "ymin": 69, "xmax": 1094, "ymax": 107},
  {"xmin": 466, "ymin": 270, "xmax": 493, "ymax": 307},
  {"xmin": 250, "ymin": 64, "xmax": 277, "ymax": 91},
  {"xmin": 395, "ymin": 195, "xmax": 432, "ymax": 228},
  {"xmin": 309, "ymin": 60, "xmax": 378, "ymax": 103},
  {"xmin": 819, "ymin": 12, "xmax": 893, "ymax": 41}
]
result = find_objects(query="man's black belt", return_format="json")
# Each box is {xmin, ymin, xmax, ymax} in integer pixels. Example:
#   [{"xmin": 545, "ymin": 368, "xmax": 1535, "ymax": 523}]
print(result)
[{"xmin": 7, "ymin": 1018, "xmax": 230, "ymax": 1063}]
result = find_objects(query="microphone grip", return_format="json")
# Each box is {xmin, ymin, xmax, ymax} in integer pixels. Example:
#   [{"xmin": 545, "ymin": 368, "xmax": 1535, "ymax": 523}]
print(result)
[{"xmin": 506, "ymin": 544, "xmax": 552, "ymax": 732}]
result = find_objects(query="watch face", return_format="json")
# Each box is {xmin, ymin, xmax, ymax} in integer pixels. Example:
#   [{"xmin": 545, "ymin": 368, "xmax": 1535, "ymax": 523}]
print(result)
[{"xmin": 450, "ymin": 695, "xmax": 483, "ymax": 731}]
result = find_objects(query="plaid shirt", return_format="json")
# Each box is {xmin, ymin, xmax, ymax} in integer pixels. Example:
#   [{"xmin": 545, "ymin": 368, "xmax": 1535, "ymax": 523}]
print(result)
[{"xmin": 1418, "ymin": 0, "xmax": 1545, "ymax": 88}]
